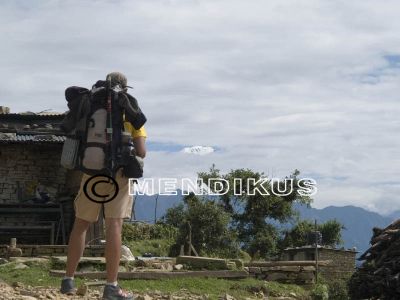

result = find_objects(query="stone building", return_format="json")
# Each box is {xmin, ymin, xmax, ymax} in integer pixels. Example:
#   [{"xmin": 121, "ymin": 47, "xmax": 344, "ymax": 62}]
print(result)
[
  {"xmin": 281, "ymin": 245, "xmax": 358, "ymax": 281},
  {"xmin": 0, "ymin": 106, "xmax": 102, "ymax": 246}
]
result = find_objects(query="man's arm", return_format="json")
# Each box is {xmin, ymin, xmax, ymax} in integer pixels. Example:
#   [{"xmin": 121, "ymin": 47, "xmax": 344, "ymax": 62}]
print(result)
[
  {"xmin": 123, "ymin": 121, "xmax": 147, "ymax": 158},
  {"xmin": 133, "ymin": 136, "xmax": 146, "ymax": 158}
]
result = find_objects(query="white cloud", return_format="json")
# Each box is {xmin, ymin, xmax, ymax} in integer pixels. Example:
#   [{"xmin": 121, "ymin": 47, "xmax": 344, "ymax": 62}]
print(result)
[
  {"xmin": 0, "ymin": 0, "xmax": 399, "ymax": 214},
  {"xmin": 182, "ymin": 146, "xmax": 215, "ymax": 156}
]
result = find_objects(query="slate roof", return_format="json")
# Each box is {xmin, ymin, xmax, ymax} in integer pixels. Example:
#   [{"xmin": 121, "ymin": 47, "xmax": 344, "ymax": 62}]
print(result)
[
  {"xmin": 0, "ymin": 112, "xmax": 66, "ymax": 144},
  {"xmin": 0, "ymin": 133, "xmax": 66, "ymax": 144}
]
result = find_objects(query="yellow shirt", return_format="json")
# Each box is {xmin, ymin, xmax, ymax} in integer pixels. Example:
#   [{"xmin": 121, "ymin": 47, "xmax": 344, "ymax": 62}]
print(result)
[{"xmin": 124, "ymin": 121, "xmax": 147, "ymax": 139}]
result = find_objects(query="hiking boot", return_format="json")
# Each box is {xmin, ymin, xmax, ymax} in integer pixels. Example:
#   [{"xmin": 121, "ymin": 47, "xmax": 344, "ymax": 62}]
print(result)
[
  {"xmin": 102, "ymin": 285, "xmax": 134, "ymax": 300},
  {"xmin": 60, "ymin": 278, "xmax": 75, "ymax": 295}
]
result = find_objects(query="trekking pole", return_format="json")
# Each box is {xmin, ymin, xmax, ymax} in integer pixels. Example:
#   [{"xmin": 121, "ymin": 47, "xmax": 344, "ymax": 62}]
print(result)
[{"xmin": 106, "ymin": 77, "xmax": 115, "ymax": 178}]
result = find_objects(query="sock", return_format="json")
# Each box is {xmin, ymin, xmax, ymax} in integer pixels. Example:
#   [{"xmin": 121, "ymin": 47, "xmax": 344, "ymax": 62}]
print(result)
[
  {"xmin": 106, "ymin": 281, "xmax": 118, "ymax": 287},
  {"xmin": 63, "ymin": 276, "xmax": 74, "ymax": 281}
]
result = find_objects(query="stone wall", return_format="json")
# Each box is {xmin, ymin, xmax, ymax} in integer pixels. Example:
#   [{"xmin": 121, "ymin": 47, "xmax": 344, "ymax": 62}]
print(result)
[
  {"xmin": 0, "ymin": 245, "xmax": 105, "ymax": 257},
  {"xmin": 318, "ymin": 248, "xmax": 356, "ymax": 281},
  {"xmin": 0, "ymin": 143, "xmax": 68, "ymax": 202},
  {"xmin": 282, "ymin": 247, "xmax": 357, "ymax": 281},
  {"xmin": 0, "ymin": 143, "xmax": 83, "ymax": 244}
]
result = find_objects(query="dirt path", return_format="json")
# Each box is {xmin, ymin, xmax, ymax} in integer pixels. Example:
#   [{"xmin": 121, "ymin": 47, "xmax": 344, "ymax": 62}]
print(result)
[{"xmin": 0, "ymin": 280, "xmax": 215, "ymax": 300}]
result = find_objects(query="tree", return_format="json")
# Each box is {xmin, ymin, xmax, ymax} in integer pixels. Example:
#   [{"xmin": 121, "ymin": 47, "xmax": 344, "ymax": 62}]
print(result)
[
  {"xmin": 279, "ymin": 219, "xmax": 344, "ymax": 250},
  {"xmin": 198, "ymin": 165, "xmax": 313, "ymax": 258},
  {"xmin": 163, "ymin": 193, "xmax": 240, "ymax": 258},
  {"xmin": 319, "ymin": 219, "xmax": 345, "ymax": 246}
]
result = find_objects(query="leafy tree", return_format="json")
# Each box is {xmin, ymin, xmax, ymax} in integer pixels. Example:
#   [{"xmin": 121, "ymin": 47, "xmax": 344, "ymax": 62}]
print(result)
[
  {"xmin": 319, "ymin": 219, "xmax": 345, "ymax": 246},
  {"xmin": 279, "ymin": 219, "xmax": 344, "ymax": 250},
  {"xmin": 278, "ymin": 220, "xmax": 315, "ymax": 249},
  {"xmin": 163, "ymin": 193, "xmax": 240, "ymax": 258},
  {"xmin": 198, "ymin": 165, "xmax": 313, "ymax": 258}
]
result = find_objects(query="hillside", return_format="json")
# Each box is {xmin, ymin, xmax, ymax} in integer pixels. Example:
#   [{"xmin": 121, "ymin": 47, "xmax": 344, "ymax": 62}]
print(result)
[{"xmin": 133, "ymin": 192, "xmax": 395, "ymax": 256}]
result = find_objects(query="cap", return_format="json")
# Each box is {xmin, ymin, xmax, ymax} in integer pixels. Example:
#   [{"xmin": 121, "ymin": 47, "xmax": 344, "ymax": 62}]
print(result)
[{"xmin": 106, "ymin": 72, "xmax": 132, "ymax": 88}]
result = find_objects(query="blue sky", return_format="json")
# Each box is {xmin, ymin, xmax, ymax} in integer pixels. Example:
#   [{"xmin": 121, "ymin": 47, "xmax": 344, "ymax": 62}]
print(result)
[{"xmin": 0, "ymin": 0, "xmax": 399, "ymax": 214}]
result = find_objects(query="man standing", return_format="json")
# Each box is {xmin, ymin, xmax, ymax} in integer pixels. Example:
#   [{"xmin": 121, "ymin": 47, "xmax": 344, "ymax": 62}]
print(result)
[{"xmin": 61, "ymin": 72, "xmax": 146, "ymax": 300}]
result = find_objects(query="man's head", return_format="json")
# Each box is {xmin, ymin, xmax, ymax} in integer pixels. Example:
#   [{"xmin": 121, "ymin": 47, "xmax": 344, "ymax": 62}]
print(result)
[{"xmin": 106, "ymin": 72, "xmax": 128, "ymax": 89}]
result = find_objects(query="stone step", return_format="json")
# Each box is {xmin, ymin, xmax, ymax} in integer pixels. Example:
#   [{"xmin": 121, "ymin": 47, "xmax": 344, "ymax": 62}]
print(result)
[{"xmin": 50, "ymin": 269, "xmax": 249, "ymax": 279}]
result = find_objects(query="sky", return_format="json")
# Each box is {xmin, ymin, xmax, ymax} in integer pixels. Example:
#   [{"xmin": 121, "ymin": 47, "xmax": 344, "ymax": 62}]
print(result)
[{"xmin": 0, "ymin": 0, "xmax": 399, "ymax": 215}]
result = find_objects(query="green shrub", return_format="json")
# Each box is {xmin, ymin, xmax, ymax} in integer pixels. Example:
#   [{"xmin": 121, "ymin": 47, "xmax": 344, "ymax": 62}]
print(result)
[
  {"xmin": 328, "ymin": 279, "xmax": 349, "ymax": 300},
  {"xmin": 238, "ymin": 250, "xmax": 252, "ymax": 262},
  {"xmin": 316, "ymin": 274, "xmax": 350, "ymax": 300},
  {"xmin": 164, "ymin": 194, "xmax": 241, "ymax": 259},
  {"xmin": 124, "ymin": 238, "xmax": 174, "ymax": 257},
  {"xmin": 122, "ymin": 222, "xmax": 178, "ymax": 243},
  {"xmin": 310, "ymin": 284, "xmax": 329, "ymax": 300}
]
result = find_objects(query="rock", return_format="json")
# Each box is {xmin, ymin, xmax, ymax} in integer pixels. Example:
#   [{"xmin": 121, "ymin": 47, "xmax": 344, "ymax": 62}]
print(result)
[
  {"xmin": 121, "ymin": 245, "xmax": 136, "ymax": 261},
  {"xmin": 137, "ymin": 295, "xmax": 153, "ymax": 300},
  {"xmin": 173, "ymin": 264, "xmax": 184, "ymax": 270},
  {"xmin": 223, "ymin": 294, "xmax": 236, "ymax": 300},
  {"xmin": 160, "ymin": 263, "xmax": 173, "ymax": 271},
  {"xmin": 13, "ymin": 263, "xmax": 29, "ymax": 270},
  {"xmin": 0, "ymin": 283, "xmax": 102, "ymax": 299},
  {"xmin": 76, "ymin": 284, "xmax": 88, "ymax": 296},
  {"xmin": 226, "ymin": 262, "xmax": 237, "ymax": 270},
  {"xmin": 228, "ymin": 259, "xmax": 244, "ymax": 269},
  {"xmin": 20, "ymin": 289, "xmax": 38, "ymax": 297},
  {"xmin": 0, "ymin": 258, "xmax": 8, "ymax": 265},
  {"xmin": 176, "ymin": 256, "xmax": 228, "ymax": 270},
  {"xmin": 135, "ymin": 259, "xmax": 147, "ymax": 267},
  {"xmin": 79, "ymin": 265, "xmax": 97, "ymax": 272},
  {"xmin": 12, "ymin": 281, "xmax": 23, "ymax": 288},
  {"xmin": 8, "ymin": 247, "xmax": 23, "ymax": 257},
  {"xmin": 19, "ymin": 296, "xmax": 38, "ymax": 300},
  {"xmin": 52, "ymin": 256, "xmax": 105, "ymax": 265},
  {"xmin": 118, "ymin": 265, "xmax": 127, "ymax": 272},
  {"xmin": 9, "ymin": 257, "xmax": 49, "ymax": 266}
]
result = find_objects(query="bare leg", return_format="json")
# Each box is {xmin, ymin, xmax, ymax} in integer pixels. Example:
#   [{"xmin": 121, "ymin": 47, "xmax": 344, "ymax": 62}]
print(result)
[
  {"xmin": 105, "ymin": 218, "xmax": 123, "ymax": 282},
  {"xmin": 65, "ymin": 218, "xmax": 91, "ymax": 277}
]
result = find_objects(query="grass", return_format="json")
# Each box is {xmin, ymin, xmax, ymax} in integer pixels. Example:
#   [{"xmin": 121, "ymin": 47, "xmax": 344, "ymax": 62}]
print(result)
[
  {"xmin": 124, "ymin": 238, "xmax": 174, "ymax": 257},
  {"xmin": 0, "ymin": 261, "xmax": 310, "ymax": 299},
  {"xmin": 0, "ymin": 261, "xmax": 85, "ymax": 287},
  {"xmin": 120, "ymin": 277, "xmax": 310, "ymax": 299}
]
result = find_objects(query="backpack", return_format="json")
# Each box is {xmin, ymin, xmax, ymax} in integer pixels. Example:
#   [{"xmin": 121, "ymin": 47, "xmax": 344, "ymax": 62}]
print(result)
[{"xmin": 60, "ymin": 80, "xmax": 146, "ymax": 178}]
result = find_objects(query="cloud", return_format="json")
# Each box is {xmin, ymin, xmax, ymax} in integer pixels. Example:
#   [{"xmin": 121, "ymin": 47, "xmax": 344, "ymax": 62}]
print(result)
[
  {"xmin": 0, "ymin": 0, "xmax": 399, "ymax": 214},
  {"xmin": 182, "ymin": 146, "xmax": 215, "ymax": 156}
]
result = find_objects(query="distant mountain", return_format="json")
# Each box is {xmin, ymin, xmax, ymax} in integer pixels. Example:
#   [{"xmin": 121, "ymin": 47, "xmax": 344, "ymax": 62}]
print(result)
[
  {"xmin": 133, "ymin": 192, "xmax": 396, "ymax": 257},
  {"xmin": 385, "ymin": 210, "xmax": 400, "ymax": 220},
  {"xmin": 133, "ymin": 191, "xmax": 183, "ymax": 222},
  {"xmin": 292, "ymin": 204, "xmax": 394, "ymax": 256}
]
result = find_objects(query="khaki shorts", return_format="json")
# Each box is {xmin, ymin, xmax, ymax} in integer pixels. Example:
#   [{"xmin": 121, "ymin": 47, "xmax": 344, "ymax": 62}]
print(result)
[{"xmin": 74, "ymin": 169, "xmax": 133, "ymax": 222}]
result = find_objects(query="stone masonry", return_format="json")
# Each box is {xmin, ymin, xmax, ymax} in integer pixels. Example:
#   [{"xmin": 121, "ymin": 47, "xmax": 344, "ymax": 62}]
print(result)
[{"xmin": 0, "ymin": 143, "xmax": 67, "ymax": 203}]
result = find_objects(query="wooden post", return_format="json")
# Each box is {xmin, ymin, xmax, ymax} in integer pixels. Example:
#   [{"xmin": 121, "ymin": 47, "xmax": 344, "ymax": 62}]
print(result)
[
  {"xmin": 315, "ymin": 219, "xmax": 319, "ymax": 283},
  {"xmin": 154, "ymin": 194, "xmax": 159, "ymax": 223},
  {"xmin": 187, "ymin": 222, "xmax": 192, "ymax": 256},
  {"xmin": 10, "ymin": 238, "xmax": 16, "ymax": 248}
]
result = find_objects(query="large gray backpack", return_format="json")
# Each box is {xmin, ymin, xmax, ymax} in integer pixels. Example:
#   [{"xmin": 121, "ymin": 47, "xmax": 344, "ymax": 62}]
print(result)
[{"xmin": 60, "ymin": 80, "xmax": 146, "ymax": 178}]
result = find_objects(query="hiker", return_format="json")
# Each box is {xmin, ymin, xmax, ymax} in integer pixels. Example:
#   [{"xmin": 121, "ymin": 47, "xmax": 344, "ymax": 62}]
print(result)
[{"xmin": 60, "ymin": 72, "xmax": 146, "ymax": 300}]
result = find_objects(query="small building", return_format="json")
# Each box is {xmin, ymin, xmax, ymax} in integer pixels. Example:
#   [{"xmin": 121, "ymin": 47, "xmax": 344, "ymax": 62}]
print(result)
[
  {"xmin": 281, "ymin": 245, "xmax": 358, "ymax": 281},
  {"xmin": 0, "ymin": 106, "xmax": 103, "ymax": 247}
]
